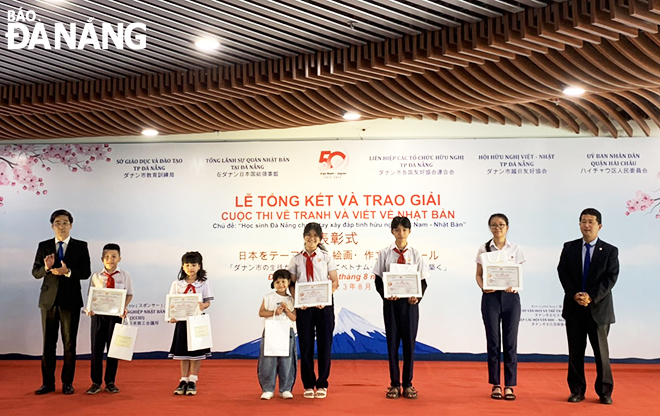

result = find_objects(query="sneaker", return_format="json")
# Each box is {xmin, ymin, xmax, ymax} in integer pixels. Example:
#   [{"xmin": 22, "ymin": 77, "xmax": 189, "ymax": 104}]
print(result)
[
  {"xmin": 186, "ymin": 381, "xmax": 197, "ymax": 396},
  {"xmin": 85, "ymin": 384, "xmax": 101, "ymax": 395},
  {"xmin": 174, "ymin": 381, "xmax": 187, "ymax": 395},
  {"xmin": 105, "ymin": 383, "xmax": 120, "ymax": 394},
  {"xmin": 260, "ymin": 391, "xmax": 274, "ymax": 400},
  {"xmin": 281, "ymin": 391, "xmax": 293, "ymax": 399}
]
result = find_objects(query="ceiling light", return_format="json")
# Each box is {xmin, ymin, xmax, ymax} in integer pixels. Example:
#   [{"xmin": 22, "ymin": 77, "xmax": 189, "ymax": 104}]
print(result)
[
  {"xmin": 141, "ymin": 129, "xmax": 159, "ymax": 136},
  {"xmin": 195, "ymin": 39, "xmax": 220, "ymax": 51},
  {"xmin": 563, "ymin": 86, "xmax": 585, "ymax": 97},
  {"xmin": 342, "ymin": 111, "xmax": 361, "ymax": 120}
]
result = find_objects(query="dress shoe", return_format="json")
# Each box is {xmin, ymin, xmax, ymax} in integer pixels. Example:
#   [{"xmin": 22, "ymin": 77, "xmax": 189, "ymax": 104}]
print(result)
[
  {"xmin": 599, "ymin": 395, "xmax": 613, "ymax": 405},
  {"xmin": 62, "ymin": 384, "xmax": 75, "ymax": 395},
  {"xmin": 35, "ymin": 385, "xmax": 55, "ymax": 395},
  {"xmin": 567, "ymin": 393, "xmax": 585, "ymax": 403}
]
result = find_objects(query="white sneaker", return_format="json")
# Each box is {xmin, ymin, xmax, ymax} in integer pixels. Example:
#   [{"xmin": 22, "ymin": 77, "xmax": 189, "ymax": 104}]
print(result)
[
  {"xmin": 260, "ymin": 392, "xmax": 274, "ymax": 400},
  {"xmin": 281, "ymin": 391, "xmax": 293, "ymax": 399}
]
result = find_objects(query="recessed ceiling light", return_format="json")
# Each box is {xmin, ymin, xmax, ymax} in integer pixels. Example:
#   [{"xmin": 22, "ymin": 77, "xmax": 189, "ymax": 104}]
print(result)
[
  {"xmin": 141, "ymin": 129, "xmax": 159, "ymax": 136},
  {"xmin": 342, "ymin": 111, "xmax": 361, "ymax": 120},
  {"xmin": 195, "ymin": 39, "xmax": 220, "ymax": 51},
  {"xmin": 563, "ymin": 86, "xmax": 586, "ymax": 96}
]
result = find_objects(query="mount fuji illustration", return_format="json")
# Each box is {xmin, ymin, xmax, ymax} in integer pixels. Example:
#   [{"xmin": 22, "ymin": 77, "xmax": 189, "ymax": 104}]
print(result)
[{"xmin": 225, "ymin": 308, "xmax": 442, "ymax": 359}]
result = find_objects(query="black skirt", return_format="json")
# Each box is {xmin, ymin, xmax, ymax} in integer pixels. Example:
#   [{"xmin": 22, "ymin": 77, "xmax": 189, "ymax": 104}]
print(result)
[{"xmin": 168, "ymin": 321, "xmax": 211, "ymax": 360}]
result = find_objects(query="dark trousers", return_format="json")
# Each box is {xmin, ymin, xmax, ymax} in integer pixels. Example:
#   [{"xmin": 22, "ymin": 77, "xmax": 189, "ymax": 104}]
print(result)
[
  {"xmin": 41, "ymin": 306, "xmax": 81, "ymax": 386},
  {"xmin": 90, "ymin": 315, "xmax": 122, "ymax": 385},
  {"xmin": 565, "ymin": 308, "xmax": 613, "ymax": 397},
  {"xmin": 383, "ymin": 299, "xmax": 419, "ymax": 388},
  {"xmin": 296, "ymin": 304, "xmax": 334, "ymax": 389},
  {"xmin": 481, "ymin": 291, "xmax": 520, "ymax": 387}
]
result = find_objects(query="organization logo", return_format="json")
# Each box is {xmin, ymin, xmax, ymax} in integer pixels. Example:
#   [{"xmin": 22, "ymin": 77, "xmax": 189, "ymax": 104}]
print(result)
[
  {"xmin": 5, "ymin": 8, "xmax": 147, "ymax": 50},
  {"xmin": 318, "ymin": 150, "xmax": 348, "ymax": 171}
]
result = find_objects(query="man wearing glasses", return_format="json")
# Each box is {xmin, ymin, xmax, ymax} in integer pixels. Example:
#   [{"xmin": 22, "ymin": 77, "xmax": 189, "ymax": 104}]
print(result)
[{"xmin": 32, "ymin": 209, "xmax": 91, "ymax": 395}]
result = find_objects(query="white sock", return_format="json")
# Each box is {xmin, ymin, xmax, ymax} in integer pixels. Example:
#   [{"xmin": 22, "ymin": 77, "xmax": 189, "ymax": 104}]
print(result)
[
  {"xmin": 180, "ymin": 377, "xmax": 188, "ymax": 382},
  {"xmin": 189, "ymin": 375, "xmax": 198, "ymax": 383}
]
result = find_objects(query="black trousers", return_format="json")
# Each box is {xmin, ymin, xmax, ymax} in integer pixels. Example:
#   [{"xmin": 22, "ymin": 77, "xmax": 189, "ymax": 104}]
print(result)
[
  {"xmin": 565, "ymin": 308, "xmax": 613, "ymax": 397},
  {"xmin": 296, "ymin": 304, "xmax": 334, "ymax": 389},
  {"xmin": 41, "ymin": 306, "xmax": 81, "ymax": 386},
  {"xmin": 90, "ymin": 315, "xmax": 122, "ymax": 385},
  {"xmin": 383, "ymin": 299, "xmax": 419, "ymax": 388},
  {"xmin": 481, "ymin": 291, "xmax": 520, "ymax": 387}
]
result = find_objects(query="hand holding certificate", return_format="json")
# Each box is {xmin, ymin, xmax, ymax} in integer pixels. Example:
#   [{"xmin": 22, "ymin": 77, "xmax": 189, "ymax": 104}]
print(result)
[
  {"xmin": 86, "ymin": 287, "xmax": 127, "ymax": 317},
  {"xmin": 294, "ymin": 281, "xmax": 332, "ymax": 308},
  {"xmin": 480, "ymin": 252, "xmax": 523, "ymax": 291},
  {"xmin": 166, "ymin": 294, "xmax": 203, "ymax": 321}
]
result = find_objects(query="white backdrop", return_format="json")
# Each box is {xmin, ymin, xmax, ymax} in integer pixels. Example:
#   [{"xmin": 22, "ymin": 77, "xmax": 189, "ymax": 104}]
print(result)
[{"xmin": 1, "ymin": 137, "xmax": 658, "ymax": 359}]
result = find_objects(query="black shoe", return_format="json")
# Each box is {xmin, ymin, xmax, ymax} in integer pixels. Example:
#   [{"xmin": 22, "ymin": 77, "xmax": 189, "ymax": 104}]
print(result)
[
  {"xmin": 62, "ymin": 384, "xmax": 75, "ymax": 395},
  {"xmin": 35, "ymin": 385, "xmax": 55, "ymax": 395},
  {"xmin": 599, "ymin": 395, "xmax": 613, "ymax": 405},
  {"xmin": 174, "ymin": 381, "xmax": 187, "ymax": 395},
  {"xmin": 567, "ymin": 393, "xmax": 585, "ymax": 403},
  {"xmin": 186, "ymin": 381, "xmax": 197, "ymax": 396},
  {"xmin": 105, "ymin": 383, "xmax": 120, "ymax": 394},
  {"xmin": 85, "ymin": 383, "xmax": 101, "ymax": 395}
]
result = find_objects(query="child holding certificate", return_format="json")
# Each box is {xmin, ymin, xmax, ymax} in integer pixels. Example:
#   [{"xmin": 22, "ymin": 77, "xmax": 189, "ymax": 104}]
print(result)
[
  {"xmin": 287, "ymin": 222, "xmax": 338, "ymax": 399},
  {"xmin": 373, "ymin": 216, "xmax": 429, "ymax": 400},
  {"xmin": 168, "ymin": 251, "xmax": 214, "ymax": 396},
  {"xmin": 257, "ymin": 269, "xmax": 297, "ymax": 400},
  {"xmin": 474, "ymin": 213, "xmax": 525, "ymax": 401},
  {"xmin": 84, "ymin": 243, "xmax": 134, "ymax": 395}
]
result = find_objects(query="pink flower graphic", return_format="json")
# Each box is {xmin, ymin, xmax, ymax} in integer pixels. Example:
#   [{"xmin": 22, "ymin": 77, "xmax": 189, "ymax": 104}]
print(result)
[
  {"xmin": 0, "ymin": 144, "xmax": 112, "ymax": 206},
  {"xmin": 625, "ymin": 183, "xmax": 660, "ymax": 219}
]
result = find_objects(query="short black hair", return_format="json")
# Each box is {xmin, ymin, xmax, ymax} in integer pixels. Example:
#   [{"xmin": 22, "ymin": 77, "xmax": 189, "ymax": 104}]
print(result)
[
  {"xmin": 270, "ymin": 269, "xmax": 292, "ymax": 289},
  {"xmin": 50, "ymin": 209, "xmax": 73, "ymax": 224},
  {"xmin": 391, "ymin": 216, "xmax": 411, "ymax": 230},
  {"xmin": 102, "ymin": 243, "xmax": 121, "ymax": 255},
  {"xmin": 580, "ymin": 208, "xmax": 602, "ymax": 224}
]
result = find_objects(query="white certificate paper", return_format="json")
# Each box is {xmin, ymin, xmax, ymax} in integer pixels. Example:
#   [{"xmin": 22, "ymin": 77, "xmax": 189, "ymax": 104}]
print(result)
[
  {"xmin": 483, "ymin": 264, "xmax": 523, "ymax": 291},
  {"xmin": 165, "ymin": 294, "xmax": 202, "ymax": 321},
  {"xmin": 86, "ymin": 287, "xmax": 127, "ymax": 317},
  {"xmin": 383, "ymin": 272, "xmax": 422, "ymax": 298},
  {"xmin": 294, "ymin": 281, "xmax": 332, "ymax": 308}
]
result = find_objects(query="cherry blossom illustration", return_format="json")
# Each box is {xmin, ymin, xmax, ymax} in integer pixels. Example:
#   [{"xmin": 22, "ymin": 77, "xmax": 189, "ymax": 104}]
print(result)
[
  {"xmin": 0, "ymin": 144, "xmax": 112, "ymax": 207},
  {"xmin": 625, "ymin": 180, "xmax": 660, "ymax": 219}
]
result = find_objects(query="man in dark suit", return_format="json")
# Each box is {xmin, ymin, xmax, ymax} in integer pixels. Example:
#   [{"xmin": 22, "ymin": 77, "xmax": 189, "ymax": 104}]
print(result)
[
  {"xmin": 557, "ymin": 208, "xmax": 619, "ymax": 405},
  {"xmin": 32, "ymin": 209, "xmax": 91, "ymax": 395}
]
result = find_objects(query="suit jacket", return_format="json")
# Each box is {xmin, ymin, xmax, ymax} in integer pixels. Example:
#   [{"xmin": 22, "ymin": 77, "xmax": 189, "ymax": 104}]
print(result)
[
  {"xmin": 32, "ymin": 238, "xmax": 91, "ymax": 310},
  {"xmin": 557, "ymin": 238, "xmax": 619, "ymax": 325}
]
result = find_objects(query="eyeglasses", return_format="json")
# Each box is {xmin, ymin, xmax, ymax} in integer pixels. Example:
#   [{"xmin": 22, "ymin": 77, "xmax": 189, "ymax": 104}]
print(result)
[
  {"xmin": 489, "ymin": 223, "xmax": 507, "ymax": 229},
  {"xmin": 53, "ymin": 221, "xmax": 71, "ymax": 227}
]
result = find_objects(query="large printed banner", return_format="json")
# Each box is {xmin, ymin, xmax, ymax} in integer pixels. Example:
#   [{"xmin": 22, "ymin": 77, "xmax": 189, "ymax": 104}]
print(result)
[{"xmin": 1, "ymin": 138, "xmax": 658, "ymax": 360}]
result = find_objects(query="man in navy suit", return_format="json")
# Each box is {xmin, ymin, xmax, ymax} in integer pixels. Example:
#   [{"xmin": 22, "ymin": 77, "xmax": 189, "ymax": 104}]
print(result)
[
  {"xmin": 32, "ymin": 209, "xmax": 91, "ymax": 395},
  {"xmin": 558, "ymin": 208, "xmax": 618, "ymax": 405}
]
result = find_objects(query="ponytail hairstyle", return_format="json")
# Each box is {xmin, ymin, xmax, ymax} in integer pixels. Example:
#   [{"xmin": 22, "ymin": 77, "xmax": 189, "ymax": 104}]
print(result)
[{"xmin": 303, "ymin": 222, "xmax": 328, "ymax": 252}]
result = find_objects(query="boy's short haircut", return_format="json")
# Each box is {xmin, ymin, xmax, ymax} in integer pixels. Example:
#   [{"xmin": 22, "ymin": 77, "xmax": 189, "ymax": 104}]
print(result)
[
  {"xmin": 580, "ymin": 208, "xmax": 602, "ymax": 224},
  {"xmin": 50, "ymin": 209, "xmax": 73, "ymax": 224},
  {"xmin": 271, "ymin": 269, "xmax": 292, "ymax": 289},
  {"xmin": 102, "ymin": 243, "xmax": 121, "ymax": 255},
  {"xmin": 390, "ymin": 216, "xmax": 411, "ymax": 230}
]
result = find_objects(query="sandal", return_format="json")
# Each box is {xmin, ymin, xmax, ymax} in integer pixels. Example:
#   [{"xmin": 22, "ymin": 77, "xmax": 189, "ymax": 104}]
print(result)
[
  {"xmin": 314, "ymin": 388, "xmax": 327, "ymax": 399},
  {"xmin": 403, "ymin": 386, "xmax": 418, "ymax": 399},
  {"xmin": 386, "ymin": 386, "xmax": 401, "ymax": 399},
  {"xmin": 491, "ymin": 385, "xmax": 502, "ymax": 400},
  {"xmin": 504, "ymin": 387, "xmax": 516, "ymax": 401},
  {"xmin": 303, "ymin": 389, "xmax": 315, "ymax": 399}
]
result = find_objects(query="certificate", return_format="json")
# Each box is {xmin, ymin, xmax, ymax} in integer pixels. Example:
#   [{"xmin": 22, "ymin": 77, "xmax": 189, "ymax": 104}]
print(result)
[
  {"xmin": 86, "ymin": 287, "xmax": 127, "ymax": 317},
  {"xmin": 483, "ymin": 264, "xmax": 523, "ymax": 291},
  {"xmin": 165, "ymin": 294, "xmax": 202, "ymax": 321},
  {"xmin": 294, "ymin": 281, "xmax": 332, "ymax": 308},
  {"xmin": 383, "ymin": 272, "xmax": 422, "ymax": 298}
]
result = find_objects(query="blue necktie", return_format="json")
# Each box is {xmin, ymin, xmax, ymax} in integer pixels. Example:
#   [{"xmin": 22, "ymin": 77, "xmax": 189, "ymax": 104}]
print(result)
[
  {"xmin": 582, "ymin": 243, "xmax": 591, "ymax": 291},
  {"xmin": 57, "ymin": 241, "xmax": 64, "ymax": 262}
]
